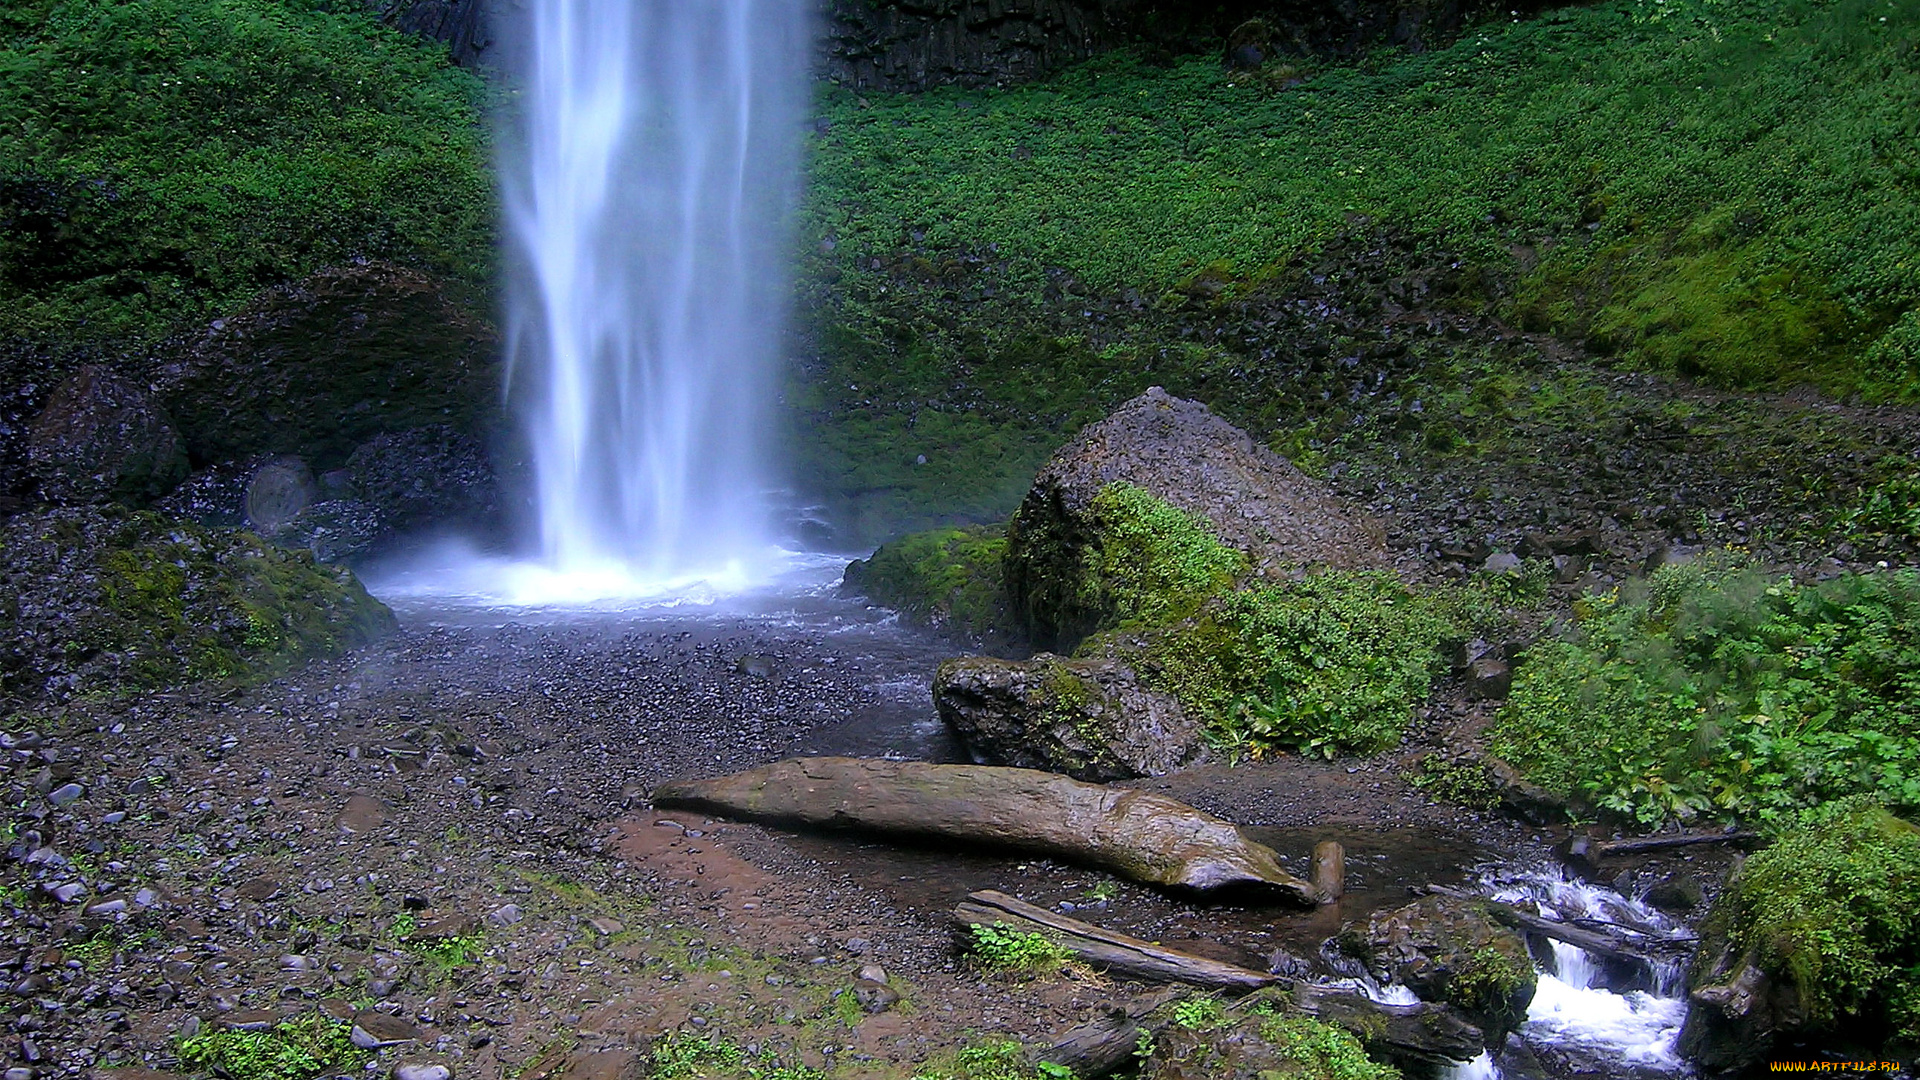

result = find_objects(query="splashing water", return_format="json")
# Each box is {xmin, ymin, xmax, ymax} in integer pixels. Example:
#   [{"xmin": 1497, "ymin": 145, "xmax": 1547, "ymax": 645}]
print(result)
[{"xmin": 502, "ymin": 0, "xmax": 812, "ymax": 596}]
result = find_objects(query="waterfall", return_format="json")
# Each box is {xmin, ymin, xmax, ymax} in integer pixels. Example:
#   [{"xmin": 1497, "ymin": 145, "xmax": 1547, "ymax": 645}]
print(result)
[{"xmin": 504, "ymin": 0, "xmax": 812, "ymax": 589}]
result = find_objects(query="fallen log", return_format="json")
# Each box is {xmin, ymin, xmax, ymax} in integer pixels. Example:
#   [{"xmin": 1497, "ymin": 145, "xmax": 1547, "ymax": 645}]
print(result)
[
  {"xmin": 654, "ymin": 757, "xmax": 1314, "ymax": 900},
  {"xmin": 1594, "ymin": 831, "xmax": 1763, "ymax": 857},
  {"xmin": 955, "ymin": 889, "xmax": 1278, "ymax": 991}
]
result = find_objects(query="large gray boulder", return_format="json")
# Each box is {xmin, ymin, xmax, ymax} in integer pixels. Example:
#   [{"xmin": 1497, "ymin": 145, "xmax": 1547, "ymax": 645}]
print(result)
[
  {"xmin": 934, "ymin": 653, "xmax": 1204, "ymax": 781},
  {"xmin": 1005, "ymin": 386, "xmax": 1384, "ymax": 649},
  {"xmin": 26, "ymin": 366, "xmax": 187, "ymax": 506}
]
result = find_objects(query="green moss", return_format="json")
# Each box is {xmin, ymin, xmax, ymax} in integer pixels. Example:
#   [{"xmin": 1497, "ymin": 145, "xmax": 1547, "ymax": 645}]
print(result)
[
  {"xmin": 844, "ymin": 524, "xmax": 1017, "ymax": 640},
  {"xmin": 1110, "ymin": 571, "xmax": 1462, "ymax": 758},
  {"xmin": 1714, "ymin": 800, "xmax": 1920, "ymax": 1042},
  {"xmin": 1488, "ymin": 560, "xmax": 1920, "ymax": 825},
  {"xmin": 1011, "ymin": 482, "xmax": 1246, "ymax": 649},
  {"xmin": 0, "ymin": 0, "xmax": 493, "ymax": 340},
  {"xmin": 1447, "ymin": 942, "xmax": 1537, "ymax": 1035},
  {"xmin": 0, "ymin": 506, "xmax": 395, "ymax": 704}
]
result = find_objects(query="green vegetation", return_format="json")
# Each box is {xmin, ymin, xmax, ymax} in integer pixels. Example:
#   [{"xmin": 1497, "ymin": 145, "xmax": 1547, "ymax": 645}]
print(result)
[
  {"xmin": 0, "ymin": 0, "xmax": 492, "ymax": 340},
  {"xmin": 1709, "ymin": 799, "xmax": 1920, "ymax": 1043},
  {"xmin": 1489, "ymin": 559, "xmax": 1920, "ymax": 824},
  {"xmin": 807, "ymin": 0, "xmax": 1919, "ymax": 392},
  {"xmin": 1246, "ymin": 1015, "xmax": 1398, "ymax": 1080},
  {"xmin": 1112, "ymin": 570, "xmax": 1465, "ymax": 758},
  {"xmin": 910, "ymin": 1039, "xmax": 1074, "ymax": 1080},
  {"xmin": 1410, "ymin": 755, "xmax": 1504, "ymax": 810},
  {"xmin": 1077, "ymin": 483, "xmax": 1248, "ymax": 632},
  {"xmin": 176, "ymin": 1012, "xmax": 363, "ymax": 1080},
  {"xmin": 1168, "ymin": 996, "xmax": 1228, "ymax": 1031},
  {"xmin": 964, "ymin": 922, "xmax": 1070, "ymax": 972},
  {"xmin": 844, "ymin": 524, "xmax": 1017, "ymax": 639}
]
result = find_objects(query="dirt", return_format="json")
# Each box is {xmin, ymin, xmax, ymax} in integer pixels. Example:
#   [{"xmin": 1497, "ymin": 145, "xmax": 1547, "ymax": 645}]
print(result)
[{"xmin": 0, "ymin": 583, "xmax": 1676, "ymax": 1080}]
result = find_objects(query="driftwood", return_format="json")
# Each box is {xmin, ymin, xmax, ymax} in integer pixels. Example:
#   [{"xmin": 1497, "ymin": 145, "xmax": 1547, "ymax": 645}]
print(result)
[
  {"xmin": 654, "ymin": 757, "xmax": 1314, "ymax": 900},
  {"xmin": 955, "ymin": 889, "xmax": 1277, "ymax": 990},
  {"xmin": 967, "ymin": 890, "xmax": 1482, "ymax": 1071},
  {"xmin": 1041, "ymin": 989, "xmax": 1183, "ymax": 1077}
]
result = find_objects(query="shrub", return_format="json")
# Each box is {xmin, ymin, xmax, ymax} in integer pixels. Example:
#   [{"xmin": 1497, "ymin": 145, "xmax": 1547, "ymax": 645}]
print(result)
[
  {"xmin": 176, "ymin": 1012, "xmax": 362, "ymax": 1080},
  {"xmin": 1489, "ymin": 560, "xmax": 1920, "ymax": 824},
  {"xmin": 1120, "ymin": 570, "xmax": 1461, "ymax": 758},
  {"xmin": 965, "ymin": 923, "xmax": 1070, "ymax": 972},
  {"xmin": 1714, "ymin": 800, "xmax": 1920, "ymax": 1042}
]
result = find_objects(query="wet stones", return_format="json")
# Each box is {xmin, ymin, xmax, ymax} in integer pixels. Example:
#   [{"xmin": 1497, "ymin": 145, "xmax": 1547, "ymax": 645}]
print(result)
[{"xmin": 933, "ymin": 653, "xmax": 1205, "ymax": 781}]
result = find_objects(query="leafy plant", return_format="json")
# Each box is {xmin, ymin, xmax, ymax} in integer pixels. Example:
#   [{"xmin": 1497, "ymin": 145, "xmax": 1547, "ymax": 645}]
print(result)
[
  {"xmin": 175, "ymin": 1012, "xmax": 363, "ymax": 1080},
  {"xmin": 966, "ymin": 923, "xmax": 1070, "ymax": 972},
  {"xmin": 1490, "ymin": 560, "xmax": 1920, "ymax": 824},
  {"xmin": 1169, "ymin": 996, "xmax": 1227, "ymax": 1030},
  {"xmin": 911, "ymin": 1038, "xmax": 1073, "ymax": 1080},
  {"xmin": 649, "ymin": 1032, "xmax": 745, "ymax": 1079},
  {"xmin": 1409, "ymin": 755, "xmax": 1502, "ymax": 810}
]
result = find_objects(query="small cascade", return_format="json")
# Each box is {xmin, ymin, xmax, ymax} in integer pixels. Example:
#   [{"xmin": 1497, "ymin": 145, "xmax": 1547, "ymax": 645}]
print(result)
[{"xmin": 1441, "ymin": 1052, "xmax": 1502, "ymax": 1080}]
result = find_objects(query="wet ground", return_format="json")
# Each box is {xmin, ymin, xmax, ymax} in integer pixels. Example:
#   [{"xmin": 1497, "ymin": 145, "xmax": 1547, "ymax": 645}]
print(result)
[{"xmin": 0, "ymin": 553, "xmax": 1725, "ymax": 1080}]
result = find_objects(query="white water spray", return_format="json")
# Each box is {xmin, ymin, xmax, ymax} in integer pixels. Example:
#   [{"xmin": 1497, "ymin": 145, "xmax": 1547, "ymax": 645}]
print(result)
[{"xmin": 504, "ymin": 0, "xmax": 812, "ymax": 592}]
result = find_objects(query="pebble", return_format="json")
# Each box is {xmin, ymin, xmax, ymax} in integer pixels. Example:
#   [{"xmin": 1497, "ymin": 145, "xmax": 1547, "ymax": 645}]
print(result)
[
  {"xmin": 46, "ymin": 783, "xmax": 82, "ymax": 807},
  {"xmin": 394, "ymin": 1065, "xmax": 452, "ymax": 1080},
  {"xmin": 350, "ymin": 1011, "xmax": 421, "ymax": 1049},
  {"xmin": 856, "ymin": 964, "xmax": 889, "ymax": 985},
  {"xmin": 47, "ymin": 883, "xmax": 84, "ymax": 904},
  {"xmin": 4, "ymin": 1068, "xmax": 30, "ymax": 1080},
  {"xmin": 487, "ymin": 904, "xmax": 524, "ymax": 927}
]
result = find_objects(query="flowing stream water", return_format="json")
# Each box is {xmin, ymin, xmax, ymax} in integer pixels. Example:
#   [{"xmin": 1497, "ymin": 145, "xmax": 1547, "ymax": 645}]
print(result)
[{"xmin": 501, "ymin": 0, "xmax": 812, "ymax": 594}]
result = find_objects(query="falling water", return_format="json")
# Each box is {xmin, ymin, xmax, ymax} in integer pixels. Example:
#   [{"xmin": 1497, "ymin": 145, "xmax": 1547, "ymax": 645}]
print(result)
[{"xmin": 503, "ymin": 0, "xmax": 813, "ymax": 592}]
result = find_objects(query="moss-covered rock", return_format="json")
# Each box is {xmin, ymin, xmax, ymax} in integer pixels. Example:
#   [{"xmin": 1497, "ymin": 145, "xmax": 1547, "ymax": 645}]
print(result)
[
  {"xmin": 933, "ymin": 653, "xmax": 1205, "ymax": 780},
  {"xmin": 26, "ymin": 365, "xmax": 187, "ymax": 506},
  {"xmin": 842, "ymin": 524, "xmax": 1020, "ymax": 645},
  {"xmin": 1680, "ymin": 800, "xmax": 1920, "ymax": 1069},
  {"xmin": 0, "ymin": 505, "xmax": 394, "ymax": 706},
  {"xmin": 1340, "ymin": 895, "xmax": 1536, "ymax": 1045},
  {"xmin": 1005, "ymin": 387, "xmax": 1383, "ymax": 651}
]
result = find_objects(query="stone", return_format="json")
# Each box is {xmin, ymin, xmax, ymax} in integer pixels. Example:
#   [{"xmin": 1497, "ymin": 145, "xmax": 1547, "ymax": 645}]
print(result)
[
  {"xmin": 394, "ymin": 1065, "xmax": 453, "ymax": 1080},
  {"xmin": 1005, "ymin": 387, "xmax": 1385, "ymax": 650},
  {"xmin": 220, "ymin": 1009, "xmax": 280, "ymax": 1032},
  {"xmin": 26, "ymin": 365, "xmax": 187, "ymax": 506},
  {"xmin": 1481, "ymin": 550, "xmax": 1523, "ymax": 574},
  {"xmin": 934, "ymin": 653, "xmax": 1205, "ymax": 781},
  {"xmin": 856, "ymin": 963, "xmax": 888, "ymax": 985},
  {"xmin": 1343, "ymin": 894, "xmax": 1536, "ymax": 1043},
  {"xmin": 46, "ymin": 783, "xmax": 82, "ymax": 807},
  {"xmin": 345, "ymin": 425, "xmax": 497, "ymax": 533},
  {"xmin": 236, "ymin": 876, "xmax": 282, "ymax": 902},
  {"xmin": 586, "ymin": 917, "xmax": 623, "ymax": 936},
  {"xmin": 851, "ymin": 978, "xmax": 899, "ymax": 1013},
  {"xmin": 244, "ymin": 456, "xmax": 318, "ymax": 534},
  {"xmin": 487, "ymin": 904, "xmax": 524, "ymax": 927},
  {"xmin": 350, "ymin": 1010, "xmax": 422, "ymax": 1049}
]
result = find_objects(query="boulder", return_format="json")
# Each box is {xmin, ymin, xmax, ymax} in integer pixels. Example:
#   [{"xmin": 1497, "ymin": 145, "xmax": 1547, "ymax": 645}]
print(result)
[
  {"xmin": 0, "ymin": 505, "xmax": 394, "ymax": 706},
  {"xmin": 244, "ymin": 456, "xmax": 318, "ymax": 533},
  {"xmin": 1342, "ymin": 895, "xmax": 1536, "ymax": 1043},
  {"xmin": 26, "ymin": 366, "xmax": 187, "ymax": 505},
  {"xmin": 1005, "ymin": 387, "xmax": 1384, "ymax": 649},
  {"xmin": 934, "ymin": 653, "xmax": 1204, "ymax": 781},
  {"xmin": 154, "ymin": 261, "xmax": 498, "ymax": 469}
]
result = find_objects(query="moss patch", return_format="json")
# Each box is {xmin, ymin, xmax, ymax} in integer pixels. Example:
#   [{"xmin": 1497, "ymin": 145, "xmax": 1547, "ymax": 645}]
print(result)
[
  {"xmin": 1103, "ymin": 570, "xmax": 1465, "ymax": 758},
  {"xmin": 843, "ymin": 523, "xmax": 1018, "ymax": 642},
  {"xmin": 0, "ymin": 505, "xmax": 394, "ymax": 705}
]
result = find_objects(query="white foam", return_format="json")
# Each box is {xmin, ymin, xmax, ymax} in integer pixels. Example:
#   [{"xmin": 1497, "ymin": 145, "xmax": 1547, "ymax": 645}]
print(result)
[
  {"xmin": 1440, "ymin": 1051, "xmax": 1501, "ymax": 1080},
  {"xmin": 1522, "ymin": 968, "xmax": 1688, "ymax": 1066}
]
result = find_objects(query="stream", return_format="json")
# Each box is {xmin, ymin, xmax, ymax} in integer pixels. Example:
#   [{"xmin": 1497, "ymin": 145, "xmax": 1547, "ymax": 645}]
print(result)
[{"xmin": 363, "ymin": 554, "xmax": 1699, "ymax": 1079}]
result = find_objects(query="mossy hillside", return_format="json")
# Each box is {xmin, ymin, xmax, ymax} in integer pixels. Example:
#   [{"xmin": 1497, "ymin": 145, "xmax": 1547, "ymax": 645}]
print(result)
[
  {"xmin": 0, "ymin": 0, "xmax": 492, "ymax": 341},
  {"xmin": 842, "ymin": 523, "xmax": 1019, "ymax": 641},
  {"xmin": 805, "ymin": 0, "xmax": 1919, "ymax": 394},
  {"xmin": 0, "ymin": 505, "xmax": 395, "ymax": 705},
  {"xmin": 1703, "ymin": 800, "xmax": 1920, "ymax": 1045},
  {"xmin": 1488, "ymin": 559, "xmax": 1920, "ymax": 826}
]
